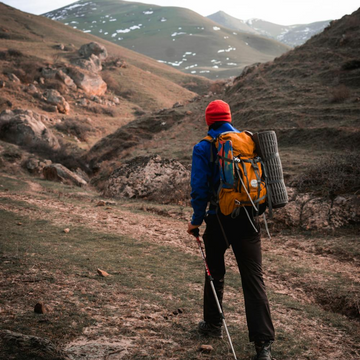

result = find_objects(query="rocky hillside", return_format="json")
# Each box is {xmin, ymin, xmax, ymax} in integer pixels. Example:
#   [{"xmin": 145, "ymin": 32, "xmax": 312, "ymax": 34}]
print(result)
[
  {"xmin": 0, "ymin": 2, "xmax": 213, "ymax": 154},
  {"xmin": 43, "ymin": 0, "xmax": 290, "ymax": 79},
  {"xmin": 84, "ymin": 8, "xmax": 360, "ymax": 227}
]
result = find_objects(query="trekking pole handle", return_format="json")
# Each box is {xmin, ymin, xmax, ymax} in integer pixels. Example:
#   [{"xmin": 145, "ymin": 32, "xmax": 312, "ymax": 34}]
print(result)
[{"xmin": 191, "ymin": 227, "xmax": 200, "ymax": 238}]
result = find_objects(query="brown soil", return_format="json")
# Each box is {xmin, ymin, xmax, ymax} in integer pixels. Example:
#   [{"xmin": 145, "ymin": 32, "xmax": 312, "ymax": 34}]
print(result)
[{"xmin": 1, "ymin": 177, "xmax": 359, "ymax": 359}]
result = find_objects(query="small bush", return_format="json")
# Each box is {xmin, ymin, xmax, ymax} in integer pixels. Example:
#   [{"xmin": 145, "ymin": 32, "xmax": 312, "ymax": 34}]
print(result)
[
  {"xmin": 24, "ymin": 141, "xmax": 91, "ymax": 174},
  {"xmin": 7, "ymin": 49, "xmax": 24, "ymax": 57},
  {"xmin": 330, "ymin": 85, "xmax": 350, "ymax": 103},
  {"xmin": 88, "ymin": 105, "xmax": 116, "ymax": 117},
  {"xmin": 102, "ymin": 72, "xmax": 121, "ymax": 94},
  {"xmin": 291, "ymin": 154, "xmax": 360, "ymax": 196},
  {"xmin": 55, "ymin": 119, "xmax": 93, "ymax": 141},
  {"xmin": 341, "ymin": 60, "xmax": 360, "ymax": 71}
]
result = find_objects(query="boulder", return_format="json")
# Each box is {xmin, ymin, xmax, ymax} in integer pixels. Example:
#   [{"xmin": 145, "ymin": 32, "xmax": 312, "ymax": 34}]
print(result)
[
  {"xmin": 104, "ymin": 155, "xmax": 190, "ymax": 205},
  {"xmin": 43, "ymin": 89, "xmax": 70, "ymax": 114},
  {"xmin": 68, "ymin": 68, "xmax": 107, "ymax": 96},
  {"xmin": 71, "ymin": 54, "xmax": 102, "ymax": 72},
  {"xmin": 43, "ymin": 163, "xmax": 87, "ymax": 187},
  {"xmin": 78, "ymin": 42, "xmax": 108, "ymax": 60},
  {"xmin": 56, "ymin": 70, "xmax": 77, "ymax": 90},
  {"xmin": 0, "ymin": 109, "xmax": 59, "ymax": 149}
]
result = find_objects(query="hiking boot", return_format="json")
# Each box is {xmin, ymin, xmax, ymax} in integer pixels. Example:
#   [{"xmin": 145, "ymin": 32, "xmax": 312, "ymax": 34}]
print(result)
[
  {"xmin": 198, "ymin": 320, "xmax": 223, "ymax": 338},
  {"xmin": 254, "ymin": 341, "xmax": 273, "ymax": 360}
]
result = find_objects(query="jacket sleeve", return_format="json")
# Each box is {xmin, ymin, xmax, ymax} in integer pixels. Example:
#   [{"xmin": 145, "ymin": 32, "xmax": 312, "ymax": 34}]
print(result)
[{"xmin": 190, "ymin": 141, "xmax": 213, "ymax": 225}]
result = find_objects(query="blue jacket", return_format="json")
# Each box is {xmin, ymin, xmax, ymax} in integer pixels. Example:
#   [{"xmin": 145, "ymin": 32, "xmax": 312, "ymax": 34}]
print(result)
[{"xmin": 190, "ymin": 123, "xmax": 240, "ymax": 225}]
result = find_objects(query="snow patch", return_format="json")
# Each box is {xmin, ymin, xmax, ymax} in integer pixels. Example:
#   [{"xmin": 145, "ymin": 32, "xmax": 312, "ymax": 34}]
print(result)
[
  {"xmin": 213, "ymin": 26, "xmax": 221, "ymax": 31},
  {"xmin": 171, "ymin": 32, "xmax": 186, "ymax": 37},
  {"xmin": 143, "ymin": 11, "xmax": 153, "ymax": 15}
]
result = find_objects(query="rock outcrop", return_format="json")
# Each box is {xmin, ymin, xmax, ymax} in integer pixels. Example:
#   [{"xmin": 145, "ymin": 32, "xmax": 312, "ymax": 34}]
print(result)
[
  {"xmin": 270, "ymin": 187, "xmax": 360, "ymax": 231},
  {"xmin": 0, "ymin": 330, "xmax": 70, "ymax": 360},
  {"xmin": 43, "ymin": 163, "xmax": 87, "ymax": 187},
  {"xmin": 104, "ymin": 155, "xmax": 190, "ymax": 205},
  {"xmin": 78, "ymin": 42, "xmax": 108, "ymax": 60},
  {"xmin": 68, "ymin": 67, "xmax": 107, "ymax": 96},
  {"xmin": 0, "ymin": 109, "xmax": 59, "ymax": 149},
  {"xmin": 43, "ymin": 89, "xmax": 70, "ymax": 114},
  {"xmin": 71, "ymin": 54, "xmax": 102, "ymax": 72}
]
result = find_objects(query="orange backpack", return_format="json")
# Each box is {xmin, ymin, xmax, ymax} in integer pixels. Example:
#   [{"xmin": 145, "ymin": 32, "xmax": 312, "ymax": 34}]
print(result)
[{"xmin": 203, "ymin": 131, "xmax": 267, "ymax": 217}]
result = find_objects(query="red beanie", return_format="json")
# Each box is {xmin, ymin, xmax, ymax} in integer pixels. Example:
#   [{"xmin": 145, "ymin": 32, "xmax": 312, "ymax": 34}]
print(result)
[{"xmin": 205, "ymin": 100, "xmax": 232, "ymax": 126}]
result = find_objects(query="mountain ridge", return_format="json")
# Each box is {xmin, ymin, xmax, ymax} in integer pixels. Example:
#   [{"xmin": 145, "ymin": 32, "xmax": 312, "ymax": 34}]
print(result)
[{"xmin": 207, "ymin": 10, "xmax": 331, "ymax": 47}]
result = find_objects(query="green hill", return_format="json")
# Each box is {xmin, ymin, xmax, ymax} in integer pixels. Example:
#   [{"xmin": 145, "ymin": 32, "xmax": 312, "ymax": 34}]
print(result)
[{"xmin": 43, "ymin": 0, "xmax": 290, "ymax": 79}]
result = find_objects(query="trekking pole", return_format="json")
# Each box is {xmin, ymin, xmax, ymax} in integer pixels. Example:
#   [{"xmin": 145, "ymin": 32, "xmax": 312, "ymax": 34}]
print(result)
[{"xmin": 192, "ymin": 228, "xmax": 238, "ymax": 360}]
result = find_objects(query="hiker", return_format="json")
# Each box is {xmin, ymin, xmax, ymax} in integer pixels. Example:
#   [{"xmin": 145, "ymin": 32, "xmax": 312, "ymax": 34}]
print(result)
[{"xmin": 187, "ymin": 99, "xmax": 275, "ymax": 360}]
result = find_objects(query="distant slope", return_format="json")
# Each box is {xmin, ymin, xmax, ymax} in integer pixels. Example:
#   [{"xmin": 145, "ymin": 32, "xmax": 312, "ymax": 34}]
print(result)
[
  {"xmin": 208, "ymin": 11, "xmax": 330, "ymax": 47},
  {"xmin": 43, "ymin": 0, "xmax": 290, "ymax": 79}
]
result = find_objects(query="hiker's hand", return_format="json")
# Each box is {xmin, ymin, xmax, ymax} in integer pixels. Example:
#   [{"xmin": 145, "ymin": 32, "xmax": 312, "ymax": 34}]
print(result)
[{"xmin": 187, "ymin": 222, "xmax": 200, "ymax": 236}]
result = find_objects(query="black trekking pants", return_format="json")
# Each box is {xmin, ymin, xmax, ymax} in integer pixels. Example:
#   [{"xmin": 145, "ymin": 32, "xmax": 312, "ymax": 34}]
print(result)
[{"xmin": 202, "ymin": 212, "xmax": 275, "ymax": 342}]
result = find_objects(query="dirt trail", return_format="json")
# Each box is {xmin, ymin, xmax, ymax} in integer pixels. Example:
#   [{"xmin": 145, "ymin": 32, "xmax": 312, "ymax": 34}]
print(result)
[{"xmin": 1, "ymin": 179, "xmax": 359, "ymax": 359}]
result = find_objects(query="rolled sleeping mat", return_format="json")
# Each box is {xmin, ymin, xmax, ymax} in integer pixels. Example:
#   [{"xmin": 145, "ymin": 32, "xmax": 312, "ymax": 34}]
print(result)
[{"xmin": 253, "ymin": 131, "xmax": 288, "ymax": 208}]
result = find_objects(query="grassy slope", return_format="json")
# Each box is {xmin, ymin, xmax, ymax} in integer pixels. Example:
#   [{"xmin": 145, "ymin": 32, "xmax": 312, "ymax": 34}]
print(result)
[
  {"xmin": 0, "ymin": 173, "xmax": 359, "ymax": 359},
  {"xmin": 44, "ymin": 0, "xmax": 290, "ymax": 79}
]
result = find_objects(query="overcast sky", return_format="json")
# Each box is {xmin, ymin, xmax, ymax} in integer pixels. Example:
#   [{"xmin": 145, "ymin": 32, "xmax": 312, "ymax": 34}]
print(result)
[{"xmin": 2, "ymin": 0, "xmax": 359, "ymax": 25}]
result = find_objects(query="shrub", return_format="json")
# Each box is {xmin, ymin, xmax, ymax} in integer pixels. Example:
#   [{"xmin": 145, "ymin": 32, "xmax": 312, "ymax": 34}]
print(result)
[
  {"xmin": 7, "ymin": 49, "xmax": 24, "ymax": 57},
  {"xmin": 291, "ymin": 154, "xmax": 360, "ymax": 196},
  {"xmin": 55, "ymin": 119, "xmax": 92, "ymax": 141},
  {"xmin": 24, "ymin": 141, "xmax": 91, "ymax": 175}
]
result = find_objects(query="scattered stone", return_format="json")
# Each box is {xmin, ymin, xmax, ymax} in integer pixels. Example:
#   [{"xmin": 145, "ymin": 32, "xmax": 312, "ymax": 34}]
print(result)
[
  {"xmin": 198, "ymin": 344, "xmax": 214, "ymax": 353},
  {"xmin": 96, "ymin": 200, "xmax": 106, "ymax": 207},
  {"xmin": 17, "ymin": 222, "xmax": 22, "ymax": 226},
  {"xmin": 7, "ymin": 73, "xmax": 21, "ymax": 83},
  {"xmin": 41, "ymin": 67, "xmax": 57, "ymax": 80},
  {"xmin": 97, "ymin": 268, "xmax": 109, "ymax": 277},
  {"xmin": 39, "ymin": 77, "xmax": 45, "ymax": 85},
  {"xmin": 56, "ymin": 43, "xmax": 65, "ymax": 50},
  {"xmin": 78, "ymin": 98, "xmax": 88, "ymax": 106},
  {"xmin": 113, "ymin": 96, "xmax": 120, "ymax": 104},
  {"xmin": 42, "ymin": 104, "xmax": 58, "ymax": 113},
  {"xmin": 26, "ymin": 84, "xmax": 38, "ymax": 93},
  {"xmin": 43, "ymin": 89, "xmax": 70, "ymax": 114},
  {"xmin": 0, "ymin": 80, "xmax": 5, "ymax": 88},
  {"xmin": 172, "ymin": 102, "xmax": 183, "ymax": 108},
  {"xmin": 91, "ymin": 95, "xmax": 102, "ymax": 103},
  {"xmin": 63, "ymin": 228, "xmax": 70, "ymax": 233},
  {"xmin": 34, "ymin": 302, "xmax": 47, "ymax": 314},
  {"xmin": 79, "ymin": 42, "xmax": 108, "ymax": 60},
  {"xmin": 56, "ymin": 70, "xmax": 77, "ymax": 90},
  {"xmin": 43, "ymin": 164, "xmax": 87, "ymax": 187}
]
